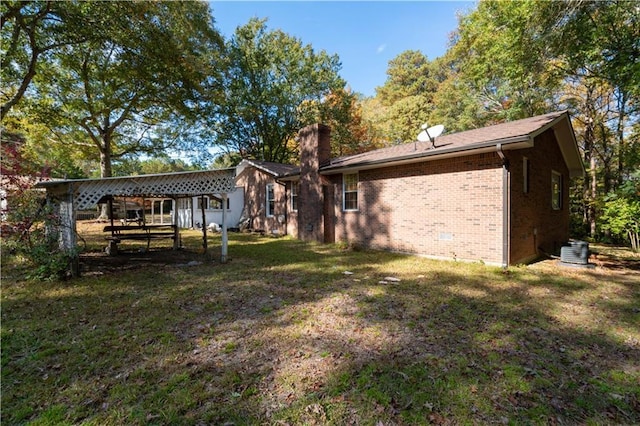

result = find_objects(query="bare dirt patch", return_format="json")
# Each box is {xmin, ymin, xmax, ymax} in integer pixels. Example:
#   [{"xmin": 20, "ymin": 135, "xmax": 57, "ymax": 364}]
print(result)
[{"xmin": 78, "ymin": 249, "xmax": 210, "ymax": 275}]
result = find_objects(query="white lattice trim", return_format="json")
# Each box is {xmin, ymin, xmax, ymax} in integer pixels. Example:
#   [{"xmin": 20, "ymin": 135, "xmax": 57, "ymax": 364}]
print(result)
[{"xmin": 70, "ymin": 170, "xmax": 236, "ymax": 210}]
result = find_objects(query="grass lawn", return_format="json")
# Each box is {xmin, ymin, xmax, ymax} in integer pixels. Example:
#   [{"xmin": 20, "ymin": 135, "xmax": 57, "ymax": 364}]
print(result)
[{"xmin": 2, "ymin": 222, "xmax": 639, "ymax": 425}]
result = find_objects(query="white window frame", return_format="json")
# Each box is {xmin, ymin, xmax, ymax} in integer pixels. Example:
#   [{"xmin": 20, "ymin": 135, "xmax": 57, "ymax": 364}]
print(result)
[
  {"xmin": 290, "ymin": 182, "xmax": 299, "ymax": 211},
  {"xmin": 210, "ymin": 197, "xmax": 230, "ymax": 210},
  {"xmin": 551, "ymin": 170, "xmax": 562, "ymax": 210},
  {"xmin": 197, "ymin": 196, "xmax": 209, "ymax": 210},
  {"xmin": 343, "ymin": 173, "xmax": 359, "ymax": 211},
  {"xmin": 266, "ymin": 184, "xmax": 275, "ymax": 217}
]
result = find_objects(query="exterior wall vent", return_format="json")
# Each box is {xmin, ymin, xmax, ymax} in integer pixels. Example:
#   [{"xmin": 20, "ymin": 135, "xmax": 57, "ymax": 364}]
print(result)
[{"xmin": 560, "ymin": 240, "xmax": 590, "ymax": 265}]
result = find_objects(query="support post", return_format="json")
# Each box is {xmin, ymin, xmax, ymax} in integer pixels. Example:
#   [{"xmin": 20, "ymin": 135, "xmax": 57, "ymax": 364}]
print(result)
[
  {"xmin": 190, "ymin": 197, "xmax": 195, "ymax": 228},
  {"xmin": 58, "ymin": 184, "xmax": 79, "ymax": 276},
  {"xmin": 172, "ymin": 198, "xmax": 180, "ymax": 250},
  {"xmin": 201, "ymin": 195, "xmax": 207, "ymax": 253},
  {"xmin": 221, "ymin": 193, "xmax": 228, "ymax": 263}
]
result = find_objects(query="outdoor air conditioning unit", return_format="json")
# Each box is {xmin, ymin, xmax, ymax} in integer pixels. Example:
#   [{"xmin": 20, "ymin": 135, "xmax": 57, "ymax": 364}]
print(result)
[{"xmin": 560, "ymin": 240, "xmax": 590, "ymax": 265}]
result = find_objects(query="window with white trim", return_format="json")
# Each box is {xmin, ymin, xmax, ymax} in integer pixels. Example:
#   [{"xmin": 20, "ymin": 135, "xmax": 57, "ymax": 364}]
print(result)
[
  {"xmin": 210, "ymin": 197, "xmax": 230, "ymax": 210},
  {"xmin": 291, "ymin": 182, "xmax": 299, "ymax": 211},
  {"xmin": 266, "ymin": 184, "xmax": 275, "ymax": 217},
  {"xmin": 197, "ymin": 196, "xmax": 209, "ymax": 210},
  {"xmin": 551, "ymin": 171, "xmax": 562, "ymax": 210},
  {"xmin": 343, "ymin": 173, "xmax": 358, "ymax": 211}
]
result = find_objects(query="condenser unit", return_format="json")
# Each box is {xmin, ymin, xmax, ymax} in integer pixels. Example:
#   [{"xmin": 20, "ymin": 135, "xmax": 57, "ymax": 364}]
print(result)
[{"xmin": 560, "ymin": 240, "xmax": 590, "ymax": 265}]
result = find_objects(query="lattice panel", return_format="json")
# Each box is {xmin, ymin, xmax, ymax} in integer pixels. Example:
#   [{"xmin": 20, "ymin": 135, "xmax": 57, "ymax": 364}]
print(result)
[{"xmin": 74, "ymin": 170, "xmax": 236, "ymax": 210}]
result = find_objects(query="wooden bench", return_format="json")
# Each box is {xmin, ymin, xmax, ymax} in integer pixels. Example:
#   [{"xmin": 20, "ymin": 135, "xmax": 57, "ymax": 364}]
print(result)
[{"xmin": 103, "ymin": 224, "xmax": 177, "ymax": 251}]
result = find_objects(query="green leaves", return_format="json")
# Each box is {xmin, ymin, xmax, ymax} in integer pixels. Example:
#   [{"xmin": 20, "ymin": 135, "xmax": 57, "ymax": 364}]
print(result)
[
  {"xmin": 13, "ymin": 1, "xmax": 224, "ymax": 177},
  {"xmin": 601, "ymin": 170, "xmax": 640, "ymax": 250},
  {"xmin": 213, "ymin": 18, "xmax": 344, "ymax": 163}
]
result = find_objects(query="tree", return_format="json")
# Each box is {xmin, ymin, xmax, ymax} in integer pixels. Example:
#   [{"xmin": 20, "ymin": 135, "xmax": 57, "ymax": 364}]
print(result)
[
  {"xmin": 213, "ymin": 18, "xmax": 344, "ymax": 163},
  {"xmin": 601, "ymin": 170, "xmax": 640, "ymax": 251},
  {"xmin": 27, "ymin": 1, "xmax": 223, "ymax": 180},
  {"xmin": 4, "ymin": 2, "xmax": 222, "ymax": 181},
  {"xmin": 431, "ymin": 0, "xmax": 639, "ymax": 241},
  {"xmin": 373, "ymin": 50, "xmax": 442, "ymax": 143},
  {"xmin": 1, "ymin": 1, "xmax": 97, "ymax": 120},
  {"xmin": 112, "ymin": 156, "xmax": 200, "ymax": 177},
  {"xmin": 301, "ymin": 88, "xmax": 379, "ymax": 157},
  {"xmin": 441, "ymin": 0, "xmax": 562, "ymax": 126},
  {"xmin": 537, "ymin": 0, "xmax": 640, "ymax": 237}
]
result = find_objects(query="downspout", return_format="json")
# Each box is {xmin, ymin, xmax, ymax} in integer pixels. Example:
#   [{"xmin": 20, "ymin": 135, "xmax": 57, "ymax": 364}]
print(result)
[
  {"xmin": 275, "ymin": 179, "xmax": 287, "ymax": 235},
  {"xmin": 496, "ymin": 144, "xmax": 510, "ymax": 267}
]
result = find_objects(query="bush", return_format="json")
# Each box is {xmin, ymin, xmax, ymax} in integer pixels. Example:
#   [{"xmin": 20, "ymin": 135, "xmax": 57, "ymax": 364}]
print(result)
[
  {"xmin": 24, "ymin": 230, "xmax": 77, "ymax": 281},
  {"xmin": 2, "ymin": 190, "xmax": 76, "ymax": 280},
  {"xmin": 600, "ymin": 171, "xmax": 640, "ymax": 252}
]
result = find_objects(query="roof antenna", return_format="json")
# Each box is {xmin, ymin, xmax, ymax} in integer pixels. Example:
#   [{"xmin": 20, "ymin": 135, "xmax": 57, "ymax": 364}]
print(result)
[{"xmin": 417, "ymin": 123, "xmax": 445, "ymax": 148}]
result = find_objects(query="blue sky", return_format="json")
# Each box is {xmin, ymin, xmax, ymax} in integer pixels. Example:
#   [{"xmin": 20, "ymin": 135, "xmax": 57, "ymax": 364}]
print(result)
[{"xmin": 209, "ymin": 1, "xmax": 476, "ymax": 97}]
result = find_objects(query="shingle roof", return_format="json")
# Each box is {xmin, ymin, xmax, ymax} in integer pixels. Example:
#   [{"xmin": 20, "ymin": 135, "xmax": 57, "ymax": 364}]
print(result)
[
  {"xmin": 237, "ymin": 111, "xmax": 583, "ymax": 179},
  {"xmin": 237, "ymin": 159, "xmax": 299, "ymax": 177},
  {"xmin": 322, "ymin": 111, "xmax": 569, "ymax": 172}
]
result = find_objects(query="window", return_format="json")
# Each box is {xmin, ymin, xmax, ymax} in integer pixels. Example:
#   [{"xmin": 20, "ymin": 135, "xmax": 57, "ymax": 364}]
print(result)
[
  {"xmin": 210, "ymin": 197, "xmax": 230, "ymax": 210},
  {"xmin": 551, "ymin": 171, "xmax": 562, "ymax": 210},
  {"xmin": 266, "ymin": 184, "xmax": 275, "ymax": 217},
  {"xmin": 197, "ymin": 196, "xmax": 209, "ymax": 210},
  {"xmin": 291, "ymin": 182, "xmax": 299, "ymax": 211},
  {"xmin": 523, "ymin": 157, "xmax": 530, "ymax": 193},
  {"xmin": 343, "ymin": 173, "xmax": 358, "ymax": 211}
]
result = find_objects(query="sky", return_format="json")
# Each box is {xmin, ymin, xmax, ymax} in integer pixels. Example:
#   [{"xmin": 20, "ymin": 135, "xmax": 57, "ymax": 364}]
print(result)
[{"xmin": 209, "ymin": 1, "xmax": 476, "ymax": 98}]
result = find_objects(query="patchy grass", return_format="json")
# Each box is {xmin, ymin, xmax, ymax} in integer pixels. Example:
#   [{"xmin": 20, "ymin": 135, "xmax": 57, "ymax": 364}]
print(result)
[{"xmin": 2, "ymin": 224, "xmax": 639, "ymax": 425}]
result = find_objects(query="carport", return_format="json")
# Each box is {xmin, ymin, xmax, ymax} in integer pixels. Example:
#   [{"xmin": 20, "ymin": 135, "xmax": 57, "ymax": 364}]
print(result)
[{"xmin": 36, "ymin": 168, "xmax": 237, "ymax": 272}]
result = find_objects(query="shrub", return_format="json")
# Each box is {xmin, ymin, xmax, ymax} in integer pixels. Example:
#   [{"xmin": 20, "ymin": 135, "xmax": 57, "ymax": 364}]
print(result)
[
  {"xmin": 600, "ymin": 171, "xmax": 640, "ymax": 252},
  {"xmin": 2, "ymin": 188, "xmax": 75, "ymax": 280}
]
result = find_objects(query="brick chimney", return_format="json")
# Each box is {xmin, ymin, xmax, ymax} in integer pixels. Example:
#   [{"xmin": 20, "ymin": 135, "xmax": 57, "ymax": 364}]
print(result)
[{"xmin": 298, "ymin": 123, "xmax": 331, "ymax": 242}]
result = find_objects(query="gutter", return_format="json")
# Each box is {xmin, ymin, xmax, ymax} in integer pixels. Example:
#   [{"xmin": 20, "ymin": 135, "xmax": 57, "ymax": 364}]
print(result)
[
  {"xmin": 320, "ymin": 135, "xmax": 533, "ymax": 175},
  {"xmin": 496, "ymin": 143, "xmax": 511, "ymax": 267}
]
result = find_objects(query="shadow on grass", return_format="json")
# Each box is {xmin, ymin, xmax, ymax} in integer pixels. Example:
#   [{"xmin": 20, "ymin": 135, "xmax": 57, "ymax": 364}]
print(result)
[{"xmin": 2, "ymin": 234, "xmax": 639, "ymax": 424}]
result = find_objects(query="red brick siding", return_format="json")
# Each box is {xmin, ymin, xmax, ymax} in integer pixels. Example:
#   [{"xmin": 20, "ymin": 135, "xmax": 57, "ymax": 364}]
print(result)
[
  {"xmin": 508, "ymin": 129, "xmax": 571, "ymax": 263},
  {"xmin": 236, "ymin": 168, "xmax": 286, "ymax": 234},
  {"xmin": 298, "ymin": 124, "xmax": 331, "ymax": 242},
  {"xmin": 331, "ymin": 153, "xmax": 505, "ymax": 264}
]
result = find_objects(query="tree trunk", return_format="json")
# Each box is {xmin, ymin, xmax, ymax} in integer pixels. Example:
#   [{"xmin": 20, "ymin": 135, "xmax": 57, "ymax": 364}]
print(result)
[
  {"xmin": 582, "ymin": 85, "xmax": 598, "ymax": 238},
  {"xmin": 97, "ymin": 141, "xmax": 113, "ymax": 221},
  {"xmin": 589, "ymin": 155, "xmax": 597, "ymax": 237},
  {"xmin": 630, "ymin": 230, "xmax": 639, "ymax": 253},
  {"xmin": 616, "ymin": 90, "xmax": 626, "ymax": 188}
]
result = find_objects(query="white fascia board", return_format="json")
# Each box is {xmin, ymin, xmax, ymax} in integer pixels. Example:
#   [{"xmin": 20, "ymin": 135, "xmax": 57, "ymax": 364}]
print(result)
[{"xmin": 320, "ymin": 138, "xmax": 533, "ymax": 175}]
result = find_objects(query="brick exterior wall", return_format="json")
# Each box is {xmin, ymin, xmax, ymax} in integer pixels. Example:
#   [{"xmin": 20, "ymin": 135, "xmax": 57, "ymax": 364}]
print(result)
[
  {"xmin": 239, "ymin": 123, "xmax": 572, "ymax": 266},
  {"xmin": 507, "ymin": 129, "xmax": 571, "ymax": 264},
  {"xmin": 236, "ymin": 167, "xmax": 287, "ymax": 235},
  {"xmin": 330, "ymin": 153, "xmax": 506, "ymax": 264},
  {"xmin": 298, "ymin": 124, "xmax": 331, "ymax": 242}
]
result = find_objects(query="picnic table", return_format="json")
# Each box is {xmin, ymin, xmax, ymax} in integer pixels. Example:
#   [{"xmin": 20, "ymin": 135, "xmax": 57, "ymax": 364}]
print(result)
[{"xmin": 103, "ymin": 224, "xmax": 178, "ymax": 251}]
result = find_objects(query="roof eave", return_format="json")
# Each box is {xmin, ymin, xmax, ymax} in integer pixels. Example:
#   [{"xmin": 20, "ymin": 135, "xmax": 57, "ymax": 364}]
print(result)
[
  {"xmin": 35, "ymin": 167, "xmax": 238, "ymax": 188},
  {"xmin": 320, "ymin": 136, "xmax": 533, "ymax": 175},
  {"xmin": 236, "ymin": 160, "xmax": 278, "ymax": 177},
  {"xmin": 554, "ymin": 115, "xmax": 585, "ymax": 178}
]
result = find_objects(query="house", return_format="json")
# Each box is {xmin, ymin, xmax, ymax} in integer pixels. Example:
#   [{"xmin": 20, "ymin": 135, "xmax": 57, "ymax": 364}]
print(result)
[
  {"xmin": 235, "ymin": 161, "xmax": 299, "ymax": 234},
  {"xmin": 175, "ymin": 190, "xmax": 244, "ymax": 229},
  {"xmin": 235, "ymin": 111, "xmax": 584, "ymax": 266}
]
